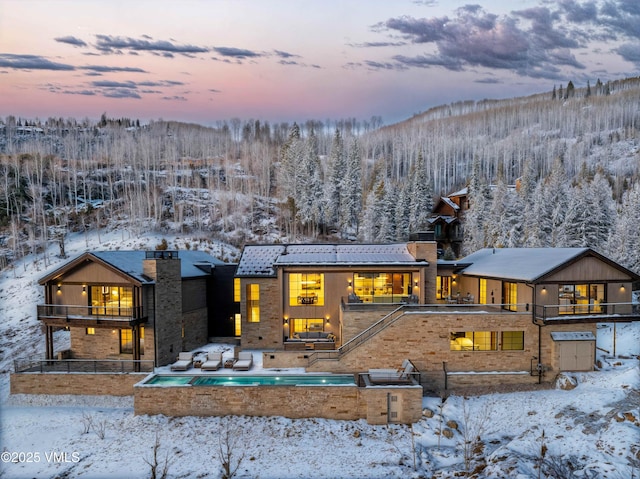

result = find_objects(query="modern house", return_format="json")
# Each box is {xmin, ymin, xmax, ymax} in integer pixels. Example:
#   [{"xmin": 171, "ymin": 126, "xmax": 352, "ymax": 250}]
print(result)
[
  {"xmin": 36, "ymin": 250, "xmax": 237, "ymax": 366},
  {"xmin": 235, "ymin": 240, "xmax": 639, "ymax": 390}
]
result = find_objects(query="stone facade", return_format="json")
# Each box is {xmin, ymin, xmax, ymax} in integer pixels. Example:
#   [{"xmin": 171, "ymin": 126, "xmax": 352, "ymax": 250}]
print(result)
[
  {"xmin": 10, "ymin": 372, "xmax": 146, "ymax": 396},
  {"xmin": 240, "ymin": 277, "xmax": 283, "ymax": 349},
  {"xmin": 144, "ymin": 256, "xmax": 183, "ymax": 365},
  {"xmin": 134, "ymin": 382, "xmax": 422, "ymax": 424}
]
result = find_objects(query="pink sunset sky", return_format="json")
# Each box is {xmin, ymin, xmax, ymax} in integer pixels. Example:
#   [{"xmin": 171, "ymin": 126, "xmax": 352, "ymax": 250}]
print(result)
[{"xmin": 1, "ymin": 0, "xmax": 639, "ymax": 126}]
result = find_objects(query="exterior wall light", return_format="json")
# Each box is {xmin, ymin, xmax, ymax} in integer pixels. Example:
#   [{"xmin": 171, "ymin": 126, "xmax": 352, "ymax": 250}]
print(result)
[
  {"xmin": 348, "ymin": 279, "xmax": 352, "ymax": 287},
  {"xmin": 57, "ymin": 284, "xmax": 62, "ymax": 294},
  {"xmin": 82, "ymin": 285, "xmax": 87, "ymax": 294},
  {"xmin": 283, "ymin": 317, "xmax": 289, "ymax": 325},
  {"xmin": 325, "ymin": 316, "xmax": 330, "ymax": 324},
  {"xmin": 542, "ymin": 286, "xmax": 546, "ymax": 292}
]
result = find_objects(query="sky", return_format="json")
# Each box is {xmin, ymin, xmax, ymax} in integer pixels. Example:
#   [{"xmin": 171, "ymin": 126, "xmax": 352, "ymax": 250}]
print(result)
[{"xmin": 1, "ymin": 0, "xmax": 640, "ymax": 126}]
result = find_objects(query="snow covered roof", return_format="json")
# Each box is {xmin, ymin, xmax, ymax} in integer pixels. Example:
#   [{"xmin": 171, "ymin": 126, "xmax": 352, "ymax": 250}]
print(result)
[
  {"xmin": 39, "ymin": 250, "xmax": 226, "ymax": 284},
  {"xmin": 236, "ymin": 244, "xmax": 425, "ymax": 277},
  {"xmin": 550, "ymin": 331, "xmax": 596, "ymax": 341},
  {"xmin": 458, "ymin": 247, "xmax": 590, "ymax": 282},
  {"xmin": 448, "ymin": 187, "xmax": 468, "ymax": 197},
  {"xmin": 440, "ymin": 197, "xmax": 459, "ymax": 211}
]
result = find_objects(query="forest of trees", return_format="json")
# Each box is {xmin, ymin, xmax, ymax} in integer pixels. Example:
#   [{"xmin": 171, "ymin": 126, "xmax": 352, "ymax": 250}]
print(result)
[{"xmin": 1, "ymin": 77, "xmax": 639, "ymax": 273}]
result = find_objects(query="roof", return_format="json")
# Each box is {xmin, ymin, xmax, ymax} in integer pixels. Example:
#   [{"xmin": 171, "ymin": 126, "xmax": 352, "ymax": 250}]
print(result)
[
  {"xmin": 550, "ymin": 332, "xmax": 596, "ymax": 341},
  {"xmin": 39, "ymin": 250, "xmax": 227, "ymax": 285},
  {"xmin": 236, "ymin": 243, "xmax": 426, "ymax": 277},
  {"xmin": 458, "ymin": 247, "xmax": 590, "ymax": 282},
  {"xmin": 440, "ymin": 197, "xmax": 460, "ymax": 211}
]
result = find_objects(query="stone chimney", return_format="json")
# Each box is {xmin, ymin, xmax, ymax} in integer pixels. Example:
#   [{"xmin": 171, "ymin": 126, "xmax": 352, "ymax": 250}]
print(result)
[
  {"xmin": 407, "ymin": 232, "xmax": 438, "ymax": 304},
  {"xmin": 143, "ymin": 251, "xmax": 183, "ymax": 366}
]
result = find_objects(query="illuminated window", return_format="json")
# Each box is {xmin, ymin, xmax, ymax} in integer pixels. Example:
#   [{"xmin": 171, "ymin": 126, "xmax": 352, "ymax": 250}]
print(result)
[
  {"xmin": 139, "ymin": 326, "xmax": 145, "ymax": 354},
  {"xmin": 450, "ymin": 331, "xmax": 497, "ymax": 351},
  {"xmin": 436, "ymin": 276, "xmax": 451, "ymax": 300},
  {"xmin": 234, "ymin": 313, "xmax": 242, "ymax": 336},
  {"xmin": 479, "ymin": 279, "xmax": 487, "ymax": 304},
  {"xmin": 501, "ymin": 331, "xmax": 524, "ymax": 350},
  {"xmin": 353, "ymin": 272, "xmax": 411, "ymax": 303},
  {"xmin": 86, "ymin": 327, "xmax": 95, "ymax": 335},
  {"xmin": 502, "ymin": 282, "xmax": 517, "ymax": 311},
  {"xmin": 558, "ymin": 284, "xmax": 605, "ymax": 314},
  {"xmin": 234, "ymin": 278, "xmax": 241, "ymax": 302},
  {"xmin": 120, "ymin": 329, "xmax": 133, "ymax": 354},
  {"xmin": 289, "ymin": 273, "xmax": 324, "ymax": 306},
  {"xmin": 292, "ymin": 318, "xmax": 324, "ymax": 334},
  {"xmin": 247, "ymin": 284, "xmax": 260, "ymax": 322},
  {"xmin": 91, "ymin": 286, "xmax": 133, "ymax": 316}
]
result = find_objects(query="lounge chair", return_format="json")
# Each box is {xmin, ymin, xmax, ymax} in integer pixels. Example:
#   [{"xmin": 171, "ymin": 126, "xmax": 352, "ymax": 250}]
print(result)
[
  {"xmin": 233, "ymin": 351, "xmax": 253, "ymax": 371},
  {"xmin": 170, "ymin": 352, "xmax": 193, "ymax": 371},
  {"xmin": 201, "ymin": 351, "xmax": 223, "ymax": 371},
  {"xmin": 368, "ymin": 359, "xmax": 415, "ymax": 382}
]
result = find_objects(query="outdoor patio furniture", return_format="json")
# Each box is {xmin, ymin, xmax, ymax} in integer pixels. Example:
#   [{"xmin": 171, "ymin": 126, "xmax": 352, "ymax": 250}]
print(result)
[
  {"xmin": 201, "ymin": 351, "xmax": 223, "ymax": 371},
  {"xmin": 368, "ymin": 359, "xmax": 415, "ymax": 383},
  {"xmin": 233, "ymin": 351, "xmax": 253, "ymax": 371},
  {"xmin": 170, "ymin": 352, "xmax": 193, "ymax": 371}
]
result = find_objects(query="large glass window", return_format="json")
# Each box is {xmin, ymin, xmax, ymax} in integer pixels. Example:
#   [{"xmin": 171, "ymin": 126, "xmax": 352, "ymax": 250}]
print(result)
[
  {"xmin": 479, "ymin": 279, "xmax": 487, "ymax": 304},
  {"xmin": 501, "ymin": 331, "xmax": 524, "ymax": 350},
  {"xmin": 234, "ymin": 278, "xmax": 241, "ymax": 302},
  {"xmin": 353, "ymin": 272, "xmax": 412, "ymax": 303},
  {"xmin": 247, "ymin": 284, "xmax": 260, "ymax": 322},
  {"xmin": 289, "ymin": 273, "xmax": 324, "ymax": 306},
  {"xmin": 437, "ymin": 275, "xmax": 452, "ymax": 300},
  {"xmin": 292, "ymin": 318, "xmax": 324, "ymax": 335},
  {"xmin": 558, "ymin": 284, "xmax": 605, "ymax": 314},
  {"xmin": 450, "ymin": 332, "xmax": 498, "ymax": 351},
  {"xmin": 91, "ymin": 286, "xmax": 133, "ymax": 316},
  {"xmin": 120, "ymin": 329, "xmax": 133, "ymax": 354},
  {"xmin": 502, "ymin": 282, "xmax": 517, "ymax": 311}
]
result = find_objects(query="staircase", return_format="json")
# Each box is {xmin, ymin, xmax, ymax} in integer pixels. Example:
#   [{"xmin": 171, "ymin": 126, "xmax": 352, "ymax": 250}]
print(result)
[{"xmin": 307, "ymin": 306, "xmax": 409, "ymax": 367}]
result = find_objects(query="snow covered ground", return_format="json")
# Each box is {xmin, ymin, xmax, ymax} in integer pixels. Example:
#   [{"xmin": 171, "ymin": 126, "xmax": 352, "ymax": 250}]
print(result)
[{"xmin": 0, "ymin": 227, "xmax": 638, "ymax": 478}]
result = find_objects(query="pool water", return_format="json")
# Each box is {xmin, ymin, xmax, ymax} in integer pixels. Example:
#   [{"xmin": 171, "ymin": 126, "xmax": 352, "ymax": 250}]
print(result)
[
  {"xmin": 145, "ymin": 374, "xmax": 355, "ymax": 386},
  {"xmin": 145, "ymin": 375, "xmax": 194, "ymax": 385}
]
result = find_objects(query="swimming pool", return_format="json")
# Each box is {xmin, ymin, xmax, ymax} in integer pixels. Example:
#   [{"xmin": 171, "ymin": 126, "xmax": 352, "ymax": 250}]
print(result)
[{"xmin": 143, "ymin": 374, "xmax": 356, "ymax": 386}]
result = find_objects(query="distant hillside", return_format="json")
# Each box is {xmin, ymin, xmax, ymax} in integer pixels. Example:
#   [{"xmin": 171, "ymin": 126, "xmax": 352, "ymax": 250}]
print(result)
[{"xmin": 1, "ymin": 76, "xmax": 639, "ymax": 272}]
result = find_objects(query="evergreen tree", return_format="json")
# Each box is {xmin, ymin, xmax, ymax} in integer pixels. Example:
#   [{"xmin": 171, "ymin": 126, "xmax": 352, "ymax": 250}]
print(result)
[
  {"xmin": 340, "ymin": 137, "xmax": 362, "ymax": 237},
  {"xmin": 606, "ymin": 182, "xmax": 640, "ymax": 273},
  {"xmin": 409, "ymin": 151, "xmax": 434, "ymax": 232},
  {"xmin": 324, "ymin": 129, "xmax": 345, "ymax": 230},
  {"xmin": 462, "ymin": 157, "xmax": 490, "ymax": 254}
]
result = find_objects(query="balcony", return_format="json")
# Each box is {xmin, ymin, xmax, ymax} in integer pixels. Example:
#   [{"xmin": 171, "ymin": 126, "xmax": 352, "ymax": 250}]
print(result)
[
  {"xmin": 37, "ymin": 304, "xmax": 147, "ymax": 328},
  {"xmin": 534, "ymin": 302, "xmax": 640, "ymax": 324}
]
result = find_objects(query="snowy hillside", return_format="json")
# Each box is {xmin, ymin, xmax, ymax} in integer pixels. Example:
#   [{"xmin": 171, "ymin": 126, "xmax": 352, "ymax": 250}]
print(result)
[{"xmin": 0, "ymin": 228, "xmax": 639, "ymax": 478}]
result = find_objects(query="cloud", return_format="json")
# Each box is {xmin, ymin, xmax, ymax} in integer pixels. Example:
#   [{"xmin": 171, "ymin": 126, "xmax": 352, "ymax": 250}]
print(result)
[
  {"xmin": 616, "ymin": 42, "xmax": 640, "ymax": 65},
  {"xmin": 102, "ymin": 89, "xmax": 141, "ymax": 99},
  {"xmin": 212, "ymin": 47, "xmax": 262, "ymax": 59},
  {"xmin": 94, "ymin": 34, "xmax": 208, "ymax": 55},
  {"xmin": 372, "ymin": 1, "xmax": 636, "ymax": 80},
  {"xmin": 91, "ymin": 80, "xmax": 138, "ymax": 89},
  {"xmin": 0, "ymin": 53, "xmax": 75, "ymax": 71},
  {"xmin": 209, "ymin": 88, "xmax": 221, "ymax": 93},
  {"xmin": 274, "ymin": 50, "xmax": 300, "ymax": 59},
  {"xmin": 80, "ymin": 65, "xmax": 148, "ymax": 73},
  {"xmin": 162, "ymin": 95, "xmax": 187, "ymax": 101},
  {"xmin": 54, "ymin": 36, "xmax": 88, "ymax": 47}
]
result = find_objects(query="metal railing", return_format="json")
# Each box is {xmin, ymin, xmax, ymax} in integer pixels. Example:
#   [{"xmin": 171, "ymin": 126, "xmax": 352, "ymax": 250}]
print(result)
[
  {"xmin": 37, "ymin": 304, "xmax": 144, "ymax": 321},
  {"xmin": 14, "ymin": 358, "xmax": 154, "ymax": 374},
  {"xmin": 534, "ymin": 302, "xmax": 639, "ymax": 322}
]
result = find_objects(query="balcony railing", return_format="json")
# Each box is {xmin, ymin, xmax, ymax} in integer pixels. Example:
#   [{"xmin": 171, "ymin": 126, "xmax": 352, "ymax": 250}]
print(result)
[
  {"xmin": 37, "ymin": 304, "xmax": 145, "ymax": 323},
  {"xmin": 534, "ymin": 302, "xmax": 639, "ymax": 322},
  {"xmin": 14, "ymin": 358, "xmax": 154, "ymax": 374}
]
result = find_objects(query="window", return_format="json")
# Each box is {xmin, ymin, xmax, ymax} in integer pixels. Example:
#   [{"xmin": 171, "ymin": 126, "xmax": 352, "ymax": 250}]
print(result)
[
  {"xmin": 234, "ymin": 278, "xmax": 241, "ymax": 303},
  {"xmin": 86, "ymin": 327, "xmax": 95, "ymax": 335},
  {"xmin": 354, "ymin": 272, "xmax": 412, "ymax": 303},
  {"xmin": 450, "ymin": 332, "xmax": 497, "ymax": 351},
  {"xmin": 91, "ymin": 286, "xmax": 133, "ymax": 316},
  {"xmin": 247, "ymin": 284, "xmax": 260, "ymax": 322},
  {"xmin": 502, "ymin": 282, "xmax": 517, "ymax": 311},
  {"xmin": 120, "ymin": 329, "xmax": 133, "ymax": 354},
  {"xmin": 139, "ymin": 326, "xmax": 145, "ymax": 355},
  {"xmin": 436, "ymin": 276, "xmax": 452, "ymax": 300},
  {"xmin": 292, "ymin": 318, "xmax": 324, "ymax": 335},
  {"xmin": 234, "ymin": 313, "xmax": 242, "ymax": 336},
  {"xmin": 558, "ymin": 284, "xmax": 605, "ymax": 314},
  {"xmin": 289, "ymin": 273, "xmax": 324, "ymax": 306},
  {"xmin": 501, "ymin": 331, "xmax": 524, "ymax": 350},
  {"xmin": 479, "ymin": 279, "xmax": 487, "ymax": 304}
]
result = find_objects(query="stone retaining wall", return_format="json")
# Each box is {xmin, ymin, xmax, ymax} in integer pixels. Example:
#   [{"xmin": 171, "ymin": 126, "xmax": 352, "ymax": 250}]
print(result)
[
  {"xmin": 10, "ymin": 372, "xmax": 147, "ymax": 396},
  {"xmin": 134, "ymin": 382, "xmax": 423, "ymax": 424}
]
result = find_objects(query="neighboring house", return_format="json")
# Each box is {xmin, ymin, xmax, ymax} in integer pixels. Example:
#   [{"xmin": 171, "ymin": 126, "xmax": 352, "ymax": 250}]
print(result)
[
  {"xmin": 429, "ymin": 187, "xmax": 467, "ymax": 257},
  {"xmin": 236, "ymin": 241, "xmax": 640, "ymax": 390},
  {"xmin": 37, "ymin": 250, "xmax": 237, "ymax": 366}
]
